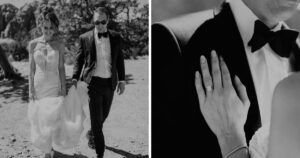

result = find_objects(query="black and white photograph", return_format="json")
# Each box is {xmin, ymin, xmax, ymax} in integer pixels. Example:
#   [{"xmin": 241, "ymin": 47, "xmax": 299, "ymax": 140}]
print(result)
[
  {"xmin": 152, "ymin": 0, "xmax": 300, "ymax": 158},
  {"xmin": 0, "ymin": 0, "xmax": 148, "ymax": 158},
  {"xmin": 3, "ymin": 0, "xmax": 300, "ymax": 157}
]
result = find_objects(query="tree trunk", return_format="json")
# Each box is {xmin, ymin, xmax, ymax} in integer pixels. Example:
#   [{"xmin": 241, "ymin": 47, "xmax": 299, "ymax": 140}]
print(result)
[{"xmin": 0, "ymin": 46, "xmax": 22, "ymax": 80}]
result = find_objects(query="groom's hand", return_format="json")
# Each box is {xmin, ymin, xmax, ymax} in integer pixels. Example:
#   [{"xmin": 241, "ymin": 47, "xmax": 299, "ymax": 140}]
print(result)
[
  {"xmin": 29, "ymin": 89, "xmax": 36, "ymax": 101},
  {"xmin": 195, "ymin": 50, "xmax": 250, "ymax": 156},
  {"xmin": 117, "ymin": 81, "xmax": 125, "ymax": 95}
]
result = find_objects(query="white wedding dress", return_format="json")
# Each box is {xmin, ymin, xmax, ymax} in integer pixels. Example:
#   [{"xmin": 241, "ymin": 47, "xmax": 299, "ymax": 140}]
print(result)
[
  {"xmin": 27, "ymin": 47, "xmax": 88, "ymax": 153},
  {"xmin": 249, "ymin": 124, "xmax": 270, "ymax": 158}
]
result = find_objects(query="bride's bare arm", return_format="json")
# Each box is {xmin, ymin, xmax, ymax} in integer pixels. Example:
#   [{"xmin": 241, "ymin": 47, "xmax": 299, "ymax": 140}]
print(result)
[
  {"xmin": 268, "ymin": 73, "xmax": 300, "ymax": 158},
  {"xmin": 28, "ymin": 41, "xmax": 36, "ymax": 99},
  {"xmin": 58, "ymin": 43, "xmax": 66, "ymax": 96},
  {"xmin": 28, "ymin": 41, "xmax": 36, "ymax": 100}
]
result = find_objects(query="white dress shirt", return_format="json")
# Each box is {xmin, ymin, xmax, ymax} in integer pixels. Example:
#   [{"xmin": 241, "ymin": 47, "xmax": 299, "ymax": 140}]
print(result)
[
  {"xmin": 229, "ymin": 0, "xmax": 291, "ymax": 126},
  {"xmin": 93, "ymin": 28, "xmax": 112, "ymax": 78}
]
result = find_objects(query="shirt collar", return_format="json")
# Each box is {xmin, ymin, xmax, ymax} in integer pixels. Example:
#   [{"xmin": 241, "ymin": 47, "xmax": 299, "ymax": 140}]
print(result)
[
  {"xmin": 94, "ymin": 28, "xmax": 109, "ymax": 40},
  {"xmin": 94, "ymin": 28, "xmax": 98, "ymax": 40},
  {"xmin": 229, "ymin": 0, "xmax": 284, "ymax": 47}
]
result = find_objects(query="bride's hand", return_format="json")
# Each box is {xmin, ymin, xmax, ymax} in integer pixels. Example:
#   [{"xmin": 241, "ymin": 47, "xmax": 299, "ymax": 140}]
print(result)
[
  {"xmin": 59, "ymin": 88, "xmax": 66, "ymax": 97},
  {"xmin": 195, "ymin": 51, "xmax": 250, "ymax": 156},
  {"xmin": 29, "ymin": 88, "xmax": 36, "ymax": 100}
]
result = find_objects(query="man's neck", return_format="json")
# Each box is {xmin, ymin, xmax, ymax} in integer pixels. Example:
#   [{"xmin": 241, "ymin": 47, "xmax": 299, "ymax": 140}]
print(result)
[
  {"xmin": 242, "ymin": 0, "xmax": 279, "ymax": 28},
  {"xmin": 96, "ymin": 28, "xmax": 108, "ymax": 33}
]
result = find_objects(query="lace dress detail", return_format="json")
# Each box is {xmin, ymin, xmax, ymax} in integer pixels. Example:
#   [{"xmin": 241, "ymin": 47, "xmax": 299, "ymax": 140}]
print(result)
[
  {"xmin": 249, "ymin": 124, "xmax": 270, "ymax": 158},
  {"xmin": 28, "ymin": 43, "xmax": 88, "ymax": 153}
]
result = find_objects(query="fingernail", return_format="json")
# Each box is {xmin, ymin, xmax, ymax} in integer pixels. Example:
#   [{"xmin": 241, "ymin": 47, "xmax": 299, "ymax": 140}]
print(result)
[
  {"xmin": 235, "ymin": 75, "xmax": 240, "ymax": 81},
  {"xmin": 195, "ymin": 71, "xmax": 200, "ymax": 78},
  {"xmin": 200, "ymin": 56, "xmax": 206, "ymax": 64},
  {"xmin": 220, "ymin": 56, "xmax": 224, "ymax": 63},
  {"xmin": 212, "ymin": 50, "xmax": 216, "ymax": 58}
]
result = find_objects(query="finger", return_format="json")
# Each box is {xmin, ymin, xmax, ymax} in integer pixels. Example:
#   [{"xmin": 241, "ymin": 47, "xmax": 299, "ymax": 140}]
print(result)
[
  {"xmin": 195, "ymin": 71, "xmax": 205, "ymax": 104},
  {"xmin": 220, "ymin": 56, "xmax": 232, "ymax": 88},
  {"xmin": 234, "ymin": 76, "xmax": 250, "ymax": 107},
  {"xmin": 210, "ymin": 50, "xmax": 222, "ymax": 90},
  {"xmin": 200, "ymin": 55, "xmax": 213, "ymax": 94}
]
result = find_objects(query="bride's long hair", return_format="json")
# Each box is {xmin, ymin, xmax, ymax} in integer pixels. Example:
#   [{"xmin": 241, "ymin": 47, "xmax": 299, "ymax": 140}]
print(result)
[{"xmin": 36, "ymin": 5, "xmax": 60, "ymax": 41}]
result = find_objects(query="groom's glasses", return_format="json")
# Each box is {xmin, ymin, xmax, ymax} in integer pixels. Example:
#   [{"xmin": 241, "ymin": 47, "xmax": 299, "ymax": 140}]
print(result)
[{"xmin": 94, "ymin": 20, "xmax": 107, "ymax": 25}]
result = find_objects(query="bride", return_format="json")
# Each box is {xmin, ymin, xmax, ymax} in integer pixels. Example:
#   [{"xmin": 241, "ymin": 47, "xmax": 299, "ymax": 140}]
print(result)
[
  {"xmin": 195, "ymin": 51, "xmax": 300, "ymax": 158},
  {"xmin": 27, "ymin": 6, "xmax": 87, "ymax": 158}
]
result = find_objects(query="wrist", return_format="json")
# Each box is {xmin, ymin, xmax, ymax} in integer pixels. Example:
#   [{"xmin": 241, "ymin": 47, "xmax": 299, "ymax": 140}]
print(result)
[{"xmin": 217, "ymin": 129, "xmax": 247, "ymax": 157}]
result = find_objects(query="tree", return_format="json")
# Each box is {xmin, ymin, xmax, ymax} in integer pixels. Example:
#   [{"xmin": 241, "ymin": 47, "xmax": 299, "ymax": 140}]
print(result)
[
  {"xmin": 0, "ymin": 0, "xmax": 148, "ymax": 61},
  {"xmin": 0, "ymin": 46, "xmax": 22, "ymax": 80},
  {"xmin": 0, "ymin": 3, "xmax": 18, "ymax": 33}
]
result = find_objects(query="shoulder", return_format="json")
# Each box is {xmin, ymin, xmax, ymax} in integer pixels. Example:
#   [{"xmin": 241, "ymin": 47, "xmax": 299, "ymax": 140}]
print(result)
[
  {"xmin": 274, "ymin": 73, "xmax": 300, "ymax": 100},
  {"xmin": 155, "ymin": 9, "xmax": 215, "ymax": 39},
  {"xmin": 269, "ymin": 73, "xmax": 300, "ymax": 157},
  {"xmin": 28, "ymin": 37, "xmax": 42, "ymax": 52},
  {"xmin": 109, "ymin": 30, "xmax": 120, "ymax": 36},
  {"xmin": 109, "ymin": 30, "xmax": 121, "ymax": 39},
  {"xmin": 272, "ymin": 73, "xmax": 300, "ymax": 117},
  {"xmin": 79, "ymin": 30, "xmax": 94, "ymax": 39}
]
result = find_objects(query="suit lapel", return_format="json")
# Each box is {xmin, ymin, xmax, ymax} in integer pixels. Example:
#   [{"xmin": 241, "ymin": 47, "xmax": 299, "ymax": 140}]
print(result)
[
  {"xmin": 88, "ymin": 29, "xmax": 97, "ymax": 66},
  {"xmin": 213, "ymin": 2, "xmax": 262, "ymax": 141}
]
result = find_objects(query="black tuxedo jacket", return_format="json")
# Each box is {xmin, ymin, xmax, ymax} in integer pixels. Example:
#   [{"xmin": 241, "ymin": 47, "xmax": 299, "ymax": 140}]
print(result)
[
  {"xmin": 153, "ymin": 2, "xmax": 300, "ymax": 157},
  {"xmin": 72, "ymin": 29, "xmax": 125, "ymax": 91}
]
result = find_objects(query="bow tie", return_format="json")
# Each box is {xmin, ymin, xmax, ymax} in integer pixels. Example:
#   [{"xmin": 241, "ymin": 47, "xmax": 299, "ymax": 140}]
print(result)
[
  {"xmin": 248, "ymin": 20, "xmax": 299, "ymax": 58},
  {"xmin": 98, "ymin": 32, "xmax": 108, "ymax": 38}
]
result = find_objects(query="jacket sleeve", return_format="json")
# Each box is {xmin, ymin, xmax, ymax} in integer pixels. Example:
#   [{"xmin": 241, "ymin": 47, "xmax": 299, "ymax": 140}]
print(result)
[
  {"xmin": 152, "ymin": 23, "xmax": 187, "ymax": 155},
  {"xmin": 116, "ymin": 34, "xmax": 125, "ymax": 81},
  {"xmin": 72, "ymin": 36, "xmax": 85, "ymax": 80}
]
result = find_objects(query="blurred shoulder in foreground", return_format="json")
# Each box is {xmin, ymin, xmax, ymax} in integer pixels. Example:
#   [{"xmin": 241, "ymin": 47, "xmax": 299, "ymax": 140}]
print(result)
[{"xmin": 269, "ymin": 73, "xmax": 300, "ymax": 158}]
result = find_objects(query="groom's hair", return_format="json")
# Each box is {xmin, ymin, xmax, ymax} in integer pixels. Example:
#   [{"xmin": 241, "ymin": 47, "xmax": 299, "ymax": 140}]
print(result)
[{"xmin": 94, "ymin": 7, "xmax": 110, "ymax": 19}]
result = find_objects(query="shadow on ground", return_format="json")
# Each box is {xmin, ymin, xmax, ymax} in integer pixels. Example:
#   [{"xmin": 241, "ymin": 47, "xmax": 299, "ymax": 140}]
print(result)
[
  {"xmin": 0, "ymin": 77, "xmax": 28, "ymax": 104},
  {"xmin": 53, "ymin": 150, "xmax": 88, "ymax": 158},
  {"xmin": 125, "ymin": 74, "xmax": 134, "ymax": 84},
  {"xmin": 106, "ymin": 146, "xmax": 148, "ymax": 158},
  {"xmin": 66, "ymin": 74, "xmax": 135, "ymax": 87},
  {"xmin": 0, "ymin": 73, "xmax": 134, "ymax": 105}
]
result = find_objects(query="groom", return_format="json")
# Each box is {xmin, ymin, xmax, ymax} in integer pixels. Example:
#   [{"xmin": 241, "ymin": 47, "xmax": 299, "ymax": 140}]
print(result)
[
  {"xmin": 152, "ymin": 0, "xmax": 300, "ymax": 157},
  {"xmin": 72, "ymin": 7, "xmax": 125, "ymax": 158}
]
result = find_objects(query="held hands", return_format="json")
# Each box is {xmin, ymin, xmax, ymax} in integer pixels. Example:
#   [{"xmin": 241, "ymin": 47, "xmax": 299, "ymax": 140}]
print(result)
[
  {"xmin": 71, "ymin": 79, "xmax": 78, "ymax": 88},
  {"xmin": 59, "ymin": 88, "xmax": 66, "ymax": 97},
  {"xmin": 195, "ymin": 51, "xmax": 250, "ymax": 155},
  {"xmin": 117, "ymin": 81, "xmax": 125, "ymax": 95},
  {"xmin": 29, "ymin": 88, "xmax": 36, "ymax": 101}
]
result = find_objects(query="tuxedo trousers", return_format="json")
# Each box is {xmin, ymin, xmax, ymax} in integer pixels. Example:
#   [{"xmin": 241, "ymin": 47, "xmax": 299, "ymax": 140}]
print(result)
[{"xmin": 88, "ymin": 76, "xmax": 114, "ymax": 156}]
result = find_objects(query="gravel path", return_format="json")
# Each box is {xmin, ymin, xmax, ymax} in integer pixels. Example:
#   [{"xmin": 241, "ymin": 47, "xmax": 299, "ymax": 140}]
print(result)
[{"xmin": 0, "ymin": 57, "xmax": 149, "ymax": 158}]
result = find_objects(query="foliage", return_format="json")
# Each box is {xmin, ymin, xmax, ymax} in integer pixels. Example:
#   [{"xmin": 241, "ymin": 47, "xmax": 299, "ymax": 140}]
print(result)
[
  {"xmin": 0, "ymin": 3, "xmax": 18, "ymax": 33},
  {"xmin": 0, "ymin": 0, "xmax": 148, "ymax": 61},
  {"xmin": 0, "ymin": 38, "xmax": 29, "ymax": 61}
]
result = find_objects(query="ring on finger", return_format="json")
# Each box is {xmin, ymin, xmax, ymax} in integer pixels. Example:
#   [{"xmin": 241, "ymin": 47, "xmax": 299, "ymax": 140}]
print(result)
[{"xmin": 205, "ymin": 85, "xmax": 212, "ymax": 91}]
